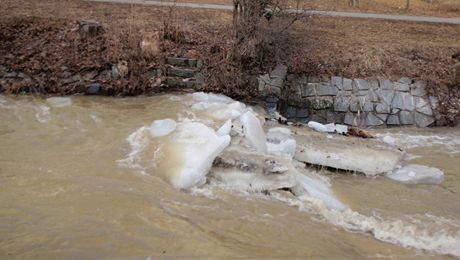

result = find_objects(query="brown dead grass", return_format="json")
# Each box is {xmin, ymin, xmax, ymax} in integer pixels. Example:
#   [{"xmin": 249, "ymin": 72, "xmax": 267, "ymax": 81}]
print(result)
[
  {"xmin": 0, "ymin": 0, "xmax": 459, "ymax": 123},
  {"xmin": 177, "ymin": 0, "xmax": 460, "ymax": 17}
]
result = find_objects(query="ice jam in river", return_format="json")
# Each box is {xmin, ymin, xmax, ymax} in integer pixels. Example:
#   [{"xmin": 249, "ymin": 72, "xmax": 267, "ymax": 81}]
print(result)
[{"xmin": 0, "ymin": 93, "xmax": 459, "ymax": 258}]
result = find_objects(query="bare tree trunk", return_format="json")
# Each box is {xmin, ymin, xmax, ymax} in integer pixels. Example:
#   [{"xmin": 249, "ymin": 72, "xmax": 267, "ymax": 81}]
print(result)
[{"xmin": 406, "ymin": 0, "xmax": 410, "ymax": 11}]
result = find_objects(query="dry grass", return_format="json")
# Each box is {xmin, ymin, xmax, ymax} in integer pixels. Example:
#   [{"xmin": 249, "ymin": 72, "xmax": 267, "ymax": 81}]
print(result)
[
  {"xmin": 177, "ymin": 0, "xmax": 460, "ymax": 17},
  {"xmin": 1, "ymin": 0, "xmax": 459, "ymax": 82}
]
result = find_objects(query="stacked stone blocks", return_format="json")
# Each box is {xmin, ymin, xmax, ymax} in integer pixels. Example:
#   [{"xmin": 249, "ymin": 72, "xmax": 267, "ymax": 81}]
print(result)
[{"xmin": 259, "ymin": 72, "xmax": 438, "ymax": 127}]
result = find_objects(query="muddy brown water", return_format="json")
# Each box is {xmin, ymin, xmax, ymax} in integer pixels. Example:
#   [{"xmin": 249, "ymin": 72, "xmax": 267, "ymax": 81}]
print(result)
[{"xmin": 0, "ymin": 94, "xmax": 459, "ymax": 259}]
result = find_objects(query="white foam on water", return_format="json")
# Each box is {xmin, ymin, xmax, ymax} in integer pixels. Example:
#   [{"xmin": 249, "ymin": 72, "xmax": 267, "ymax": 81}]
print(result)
[
  {"xmin": 35, "ymin": 105, "xmax": 51, "ymax": 123},
  {"xmin": 269, "ymin": 192, "xmax": 460, "ymax": 258},
  {"xmin": 46, "ymin": 97, "xmax": 72, "ymax": 108},
  {"xmin": 117, "ymin": 126, "xmax": 150, "ymax": 173}
]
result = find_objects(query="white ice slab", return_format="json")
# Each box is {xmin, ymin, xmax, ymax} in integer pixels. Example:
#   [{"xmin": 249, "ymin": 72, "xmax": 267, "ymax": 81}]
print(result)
[{"xmin": 386, "ymin": 164, "xmax": 444, "ymax": 184}]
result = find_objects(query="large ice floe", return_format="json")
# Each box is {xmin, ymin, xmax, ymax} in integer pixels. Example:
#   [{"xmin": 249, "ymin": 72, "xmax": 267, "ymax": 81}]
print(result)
[{"xmin": 118, "ymin": 92, "xmax": 458, "ymax": 257}]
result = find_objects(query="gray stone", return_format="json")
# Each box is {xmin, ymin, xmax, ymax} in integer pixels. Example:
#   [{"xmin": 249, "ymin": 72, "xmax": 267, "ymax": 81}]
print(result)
[
  {"xmin": 363, "ymin": 102, "xmax": 374, "ymax": 112},
  {"xmin": 327, "ymin": 110, "xmax": 345, "ymax": 123},
  {"xmin": 301, "ymin": 83, "xmax": 316, "ymax": 97},
  {"xmin": 270, "ymin": 64, "xmax": 288, "ymax": 79},
  {"xmin": 380, "ymin": 90, "xmax": 395, "ymax": 105},
  {"xmin": 366, "ymin": 88, "xmax": 379, "ymax": 102},
  {"xmin": 429, "ymin": 96, "xmax": 439, "ymax": 109},
  {"xmin": 309, "ymin": 98, "xmax": 333, "ymax": 110},
  {"xmin": 296, "ymin": 108, "xmax": 309, "ymax": 118},
  {"xmin": 344, "ymin": 112, "xmax": 356, "ymax": 125},
  {"xmin": 258, "ymin": 74, "xmax": 270, "ymax": 85},
  {"xmin": 370, "ymin": 79, "xmax": 379, "ymax": 90},
  {"xmin": 166, "ymin": 57, "xmax": 198, "ymax": 68},
  {"xmin": 265, "ymin": 96, "xmax": 279, "ymax": 103},
  {"xmin": 265, "ymin": 102, "xmax": 277, "ymax": 114},
  {"xmin": 379, "ymin": 79, "xmax": 393, "ymax": 90},
  {"xmin": 349, "ymin": 97, "xmax": 363, "ymax": 112},
  {"xmin": 167, "ymin": 67, "xmax": 196, "ymax": 78},
  {"xmin": 415, "ymin": 97, "xmax": 429, "ymax": 109},
  {"xmin": 417, "ymin": 104, "xmax": 433, "ymax": 116},
  {"xmin": 392, "ymin": 92, "xmax": 414, "ymax": 111},
  {"xmin": 354, "ymin": 78, "xmax": 370, "ymax": 91},
  {"xmin": 338, "ymin": 90, "xmax": 353, "ymax": 97},
  {"xmin": 391, "ymin": 108, "xmax": 401, "ymax": 114},
  {"xmin": 331, "ymin": 76, "xmax": 343, "ymax": 90},
  {"xmin": 310, "ymin": 110, "xmax": 327, "ymax": 123},
  {"xmin": 398, "ymin": 77, "xmax": 412, "ymax": 84},
  {"xmin": 343, "ymin": 78, "xmax": 353, "ymax": 91},
  {"xmin": 357, "ymin": 90, "xmax": 369, "ymax": 96},
  {"xmin": 394, "ymin": 82, "xmax": 410, "ymax": 92},
  {"xmin": 415, "ymin": 112, "xmax": 435, "ymax": 127},
  {"xmin": 308, "ymin": 76, "xmax": 321, "ymax": 83},
  {"xmin": 270, "ymin": 77, "xmax": 284, "ymax": 88},
  {"xmin": 86, "ymin": 83, "xmax": 101, "ymax": 95},
  {"xmin": 78, "ymin": 20, "xmax": 103, "ymax": 38},
  {"xmin": 286, "ymin": 106, "xmax": 297, "ymax": 119},
  {"xmin": 111, "ymin": 65, "xmax": 120, "ymax": 79},
  {"xmin": 334, "ymin": 96, "xmax": 350, "ymax": 112},
  {"xmin": 411, "ymin": 80, "xmax": 427, "ymax": 97},
  {"xmin": 316, "ymin": 85, "xmax": 338, "ymax": 96},
  {"xmin": 399, "ymin": 111, "xmax": 414, "ymax": 125},
  {"xmin": 165, "ymin": 78, "xmax": 197, "ymax": 88},
  {"xmin": 387, "ymin": 114, "xmax": 400, "ymax": 125},
  {"xmin": 267, "ymin": 86, "xmax": 281, "ymax": 97},
  {"xmin": 376, "ymin": 113, "xmax": 389, "ymax": 122},
  {"xmin": 365, "ymin": 112, "xmax": 384, "ymax": 126},
  {"xmin": 376, "ymin": 103, "xmax": 391, "ymax": 114}
]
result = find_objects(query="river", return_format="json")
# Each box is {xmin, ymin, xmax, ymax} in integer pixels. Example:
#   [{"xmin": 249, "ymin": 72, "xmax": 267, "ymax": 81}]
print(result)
[{"xmin": 0, "ymin": 94, "xmax": 459, "ymax": 259}]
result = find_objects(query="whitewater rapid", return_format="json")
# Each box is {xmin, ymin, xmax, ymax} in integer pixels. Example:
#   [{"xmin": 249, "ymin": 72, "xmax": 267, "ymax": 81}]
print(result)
[{"xmin": 116, "ymin": 92, "xmax": 460, "ymax": 258}]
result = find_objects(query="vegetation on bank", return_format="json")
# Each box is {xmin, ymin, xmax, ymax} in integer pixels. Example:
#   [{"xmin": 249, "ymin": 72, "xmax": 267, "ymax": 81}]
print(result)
[
  {"xmin": 0, "ymin": 0, "xmax": 459, "ymax": 124},
  {"xmin": 179, "ymin": 0, "xmax": 460, "ymax": 18}
]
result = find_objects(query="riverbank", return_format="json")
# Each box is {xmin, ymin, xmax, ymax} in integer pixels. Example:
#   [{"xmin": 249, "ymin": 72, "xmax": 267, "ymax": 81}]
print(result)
[{"xmin": 0, "ymin": 0, "xmax": 459, "ymax": 125}]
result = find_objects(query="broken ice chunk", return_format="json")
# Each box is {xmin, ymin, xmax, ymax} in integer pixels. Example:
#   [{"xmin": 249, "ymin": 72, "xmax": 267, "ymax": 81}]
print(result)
[
  {"xmin": 240, "ymin": 111, "xmax": 267, "ymax": 153},
  {"xmin": 163, "ymin": 122, "xmax": 231, "ymax": 189},
  {"xmin": 217, "ymin": 120, "xmax": 232, "ymax": 136},
  {"xmin": 266, "ymin": 127, "xmax": 297, "ymax": 157},
  {"xmin": 307, "ymin": 121, "xmax": 348, "ymax": 134},
  {"xmin": 292, "ymin": 172, "xmax": 348, "ymax": 211},
  {"xmin": 149, "ymin": 119, "xmax": 177, "ymax": 138},
  {"xmin": 386, "ymin": 164, "xmax": 444, "ymax": 185}
]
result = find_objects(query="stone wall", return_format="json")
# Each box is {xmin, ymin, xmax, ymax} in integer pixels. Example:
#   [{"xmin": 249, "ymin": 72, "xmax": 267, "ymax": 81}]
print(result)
[{"xmin": 259, "ymin": 67, "xmax": 438, "ymax": 127}]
